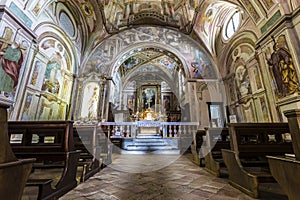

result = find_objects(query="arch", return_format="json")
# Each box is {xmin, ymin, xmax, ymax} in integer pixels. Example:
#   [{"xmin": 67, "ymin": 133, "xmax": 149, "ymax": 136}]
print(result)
[
  {"xmin": 219, "ymin": 30, "xmax": 258, "ymax": 76},
  {"xmin": 81, "ymin": 26, "xmax": 219, "ymax": 81},
  {"xmin": 34, "ymin": 23, "xmax": 78, "ymax": 74}
]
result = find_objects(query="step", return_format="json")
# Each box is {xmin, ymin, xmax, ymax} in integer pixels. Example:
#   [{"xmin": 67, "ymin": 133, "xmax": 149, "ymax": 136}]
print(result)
[
  {"xmin": 133, "ymin": 139, "xmax": 166, "ymax": 143},
  {"xmin": 136, "ymin": 134, "xmax": 162, "ymax": 139},
  {"xmin": 126, "ymin": 145, "xmax": 177, "ymax": 151},
  {"xmin": 130, "ymin": 143, "xmax": 167, "ymax": 146},
  {"xmin": 120, "ymin": 149, "xmax": 181, "ymax": 155}
]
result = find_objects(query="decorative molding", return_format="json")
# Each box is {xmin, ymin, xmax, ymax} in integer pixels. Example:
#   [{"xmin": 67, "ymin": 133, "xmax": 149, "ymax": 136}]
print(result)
[{"xmin": 261, "ymin": 10, "xmax": 281, "ymax": 33}]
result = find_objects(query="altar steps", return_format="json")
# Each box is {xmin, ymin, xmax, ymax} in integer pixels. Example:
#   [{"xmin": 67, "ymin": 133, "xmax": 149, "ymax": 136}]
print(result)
[
  {"xmin": 121, "ymin": 134, "xmax": 179, "ymax": 154},
  {"xmin": 120, "ymin": 149, "xmax": 181, "ymax": 155}
]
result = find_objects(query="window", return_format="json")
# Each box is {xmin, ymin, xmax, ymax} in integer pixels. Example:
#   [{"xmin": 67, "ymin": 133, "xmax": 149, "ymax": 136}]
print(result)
[
  {"xmin": 223, "ymin": 11, "xmax": 241, "ymax": 40},
  {"xmin": 207, "ymin": 102, "xmax": 225, "ymax": 128},
  {"xmin": 59, "ymin": 11, "xmax": 75, "ymax": 37}
]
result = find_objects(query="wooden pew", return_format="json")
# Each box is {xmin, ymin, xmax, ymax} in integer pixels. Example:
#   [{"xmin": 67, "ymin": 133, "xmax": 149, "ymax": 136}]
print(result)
[
  {"xmin": 8, "ymin": 121, "xmax": 80, "ymax": 200},
  {"xmin": 0, "ymin": 101, "xmax": 35, "ymax": 200},
  {"xmin": 73, "ymin": 125, "xmax": 107, "ymax": 182},
  {"xmin": 202, "ymin": 127, "xmax": 230, "ymax": 177},
  {"xmin": 267, "ymin": 110, "xmax": 300, "ymax": 200},
  {"xmin": 222, "ymin": 123, "xmax": 293, "ymax": 198},
  {"xmin": 191, "ymin": 129, "xmax": 205, "ymax": 166}
]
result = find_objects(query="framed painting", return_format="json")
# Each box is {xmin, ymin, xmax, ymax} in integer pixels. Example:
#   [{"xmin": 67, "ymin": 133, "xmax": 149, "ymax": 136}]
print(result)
[
  {"xmin": 162, "ymin": 94, "xmax": 171, "ymax": 112},
  {"xmin": 139, "ymin": 85, "xmax": 158, "ymax": 110}
]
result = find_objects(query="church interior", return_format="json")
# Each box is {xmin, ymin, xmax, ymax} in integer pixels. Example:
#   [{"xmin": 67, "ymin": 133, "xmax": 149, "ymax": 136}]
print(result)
[{"xmin": 1, "ymin": 0, "xmax": 300, "ymax": 199}]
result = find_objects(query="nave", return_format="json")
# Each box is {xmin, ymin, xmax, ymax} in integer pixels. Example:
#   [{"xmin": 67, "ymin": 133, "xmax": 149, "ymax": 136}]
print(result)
[{"xmin": 59, "ymin": 153, "xmax": 286, "ymax": 200}]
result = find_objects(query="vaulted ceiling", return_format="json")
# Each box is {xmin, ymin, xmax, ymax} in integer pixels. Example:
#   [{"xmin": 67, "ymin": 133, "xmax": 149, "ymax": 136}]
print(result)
[{"xmin": 100, "ymin": 0, "xmax": 198, "ymax": 34}]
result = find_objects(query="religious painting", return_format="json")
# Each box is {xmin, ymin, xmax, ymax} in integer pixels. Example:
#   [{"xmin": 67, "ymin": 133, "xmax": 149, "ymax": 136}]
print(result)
[
  {"xmin": 241, "ymin": 100, "xmax": 255, "ymax": 122},
  {"xmin": 38, "ymin": 98, "xmax": 52, "ymax": 120},
  {"xmin": 22, "ymin": 93, "xmax": 33, "ymax": 120},
  {"xmin": 30, "ymin": 61, "xmax": 41, "ymax": 86},
  {"xmin": 140, "ymin": 86, "xmax": 157, "ymax": 110},
  {"xmin": 81, "ymin": 82, "xmax": 100, "ymax": 120},
  {"xmin": 160, "ymin": 56, "xmax": 175, "ymax": 69},
  {"xmin": 235, "ymin": 65, "xmax": 251, "ymax": 98},
  {"xmin": 266, "ymin": 35, "xmax": 299, "ymax": 98},
  {"xmin": 260, "ymin": 96, "xmax": 269, "ymax": 122},
  {"xmin": 240, "ymin": 0, "xmax": 261, "ymax": 22},
  {"xmin": 260, "ymin": 0, "xmax": 274, "ymax": 10},
  {"xmin": 199, "ymin": 6, "xmax": 215, "ymax": 37},
  {"xmin": 42, "ymin": 61, "xmax": 61, "ymax": 94},
  {"xmin": 227, "ymin": 79, "xmax": 236, "ymax": 102},
  {"xmin": 191, "ymin": 50, "xmax": 215, "ymax": 79},
  {"xmin": 253, "ymin": 66, "xmax": 262, "ymax": 90},
  {"xmin": 0, "ymin": 39, "xmax": 24, "ymax": 93},
  {"xmin": 163, "ymin": 94, "xmax": 171, "ymax": 112},
  {"xmin": 127, "ymin": 94, "xmax": 135, "ymax": 112}
]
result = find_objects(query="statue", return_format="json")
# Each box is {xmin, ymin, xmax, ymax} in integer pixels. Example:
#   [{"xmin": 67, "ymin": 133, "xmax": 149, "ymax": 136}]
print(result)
[
  {"xmin": 0, "ymin": 41, "xmax": 23, "ymax": 92},
  {"xmin": 88, "ymin": 87, "xmax": 99, "ymax": 119}
]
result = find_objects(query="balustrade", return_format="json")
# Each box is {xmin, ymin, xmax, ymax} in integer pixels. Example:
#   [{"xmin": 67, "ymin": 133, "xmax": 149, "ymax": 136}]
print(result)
[{"xmin": 100, "ymin": 121, "xmax": 198, "ymax": 138}]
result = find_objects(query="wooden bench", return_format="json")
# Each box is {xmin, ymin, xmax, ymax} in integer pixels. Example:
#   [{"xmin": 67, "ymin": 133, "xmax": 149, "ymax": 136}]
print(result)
[
  {"xmin": 222, "ymin": 123, "xmax": 293, "ymax": 198},
  {"xmin": 73, "ymin": 125, "xmax": 107, "ymax": 182},
  {"xmin": 8, "ymin": 121, "xmax": 80, "ymax": 200},
  {"xmin": 202, "ymin": 127, "xmax": 230, "ymax": 177},
  {"xmin": 267, "ymin": 110, "xmax": 300, "ymax": 200},
  {"xmin": 0, "ymin": 101, "xmax": 35, "ymax": 200},
  {"xmin": 191, "ymin": 129, "xmax": 205, "ymax": 166}
]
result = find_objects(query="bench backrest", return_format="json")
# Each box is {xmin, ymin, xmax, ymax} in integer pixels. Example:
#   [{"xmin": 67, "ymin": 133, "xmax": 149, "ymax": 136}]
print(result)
[
  {"xmin": 73, "ymin": 125, "xmax": 97, "ymax": 154},
  {"xmin": 73, "ymin": 125, "xmax": 109, "ymax": 158},
  {"xmin": 227, "ymin": 123, "xmax": 293, "ymax": 158},
  {"xmin": 205, "ymin": 127, "xmax": 230, "ymax": 152},
  {"xmin": 8, "ymin": 121, "xmax": 75, "ymax": 160}
]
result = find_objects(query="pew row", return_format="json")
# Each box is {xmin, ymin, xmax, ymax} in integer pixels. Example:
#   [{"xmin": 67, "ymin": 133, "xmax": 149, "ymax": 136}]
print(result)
[
  {"xmin": 0, "ymin": 102, "xmax": 35, "ymax": 200},
  {"xmin": 8, "ymin": 121, "xmax": 80, "ymax": 200},
  {"xmin": 202, "ymin": 127, "xmax": 230, "ymax": 177},
  {"xmin": 267, "ymin": 109, "xmax": 300, "ymax": 200},
  {"xmin": 191, "ymin": 129, "xmax": 205, "ymax": 166},
  {"xmin": 222, "ymin": 123, "xmax": 293, "ymax": 198},
  {"xmin": 73, "ymin": 125, "xmax": 111, "ymax": 182}
]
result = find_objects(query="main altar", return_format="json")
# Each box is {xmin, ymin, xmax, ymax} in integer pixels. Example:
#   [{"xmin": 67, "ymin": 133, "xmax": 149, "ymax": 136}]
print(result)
[{"xmin": 131, "ymin": 102, "xmax": 167, "ymax": 135}]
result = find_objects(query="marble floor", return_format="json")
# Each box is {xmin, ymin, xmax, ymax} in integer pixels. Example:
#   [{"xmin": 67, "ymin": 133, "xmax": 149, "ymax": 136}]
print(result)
[{"xmin": 60, "ymin": 153, "xmax": 287, "ymax": 200}]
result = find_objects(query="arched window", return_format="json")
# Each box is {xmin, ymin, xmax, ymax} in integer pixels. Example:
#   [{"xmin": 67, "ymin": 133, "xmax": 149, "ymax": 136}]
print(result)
[
  {"xmin": 59, "ymin": 11, "xmax": 75, "ymax": 37},
  {"xmin": 223, "ymin": 11, "xmax": 241, "ymax": 40}
]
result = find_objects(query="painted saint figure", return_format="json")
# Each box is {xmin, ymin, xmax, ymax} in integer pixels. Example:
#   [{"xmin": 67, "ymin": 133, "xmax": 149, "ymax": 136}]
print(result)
[
  {"xmin": 267, "ymin": 36, "xmax": 299, "ymax": 97},
  {"xmin": 0, "ymin": 41, "xmax": 23, "ymax": 92}
]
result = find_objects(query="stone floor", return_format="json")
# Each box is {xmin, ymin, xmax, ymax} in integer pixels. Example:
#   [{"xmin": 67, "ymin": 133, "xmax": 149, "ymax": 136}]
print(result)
[{"xmin": 60, "ymin": 153, "xmax": 287, "ymax": 200}]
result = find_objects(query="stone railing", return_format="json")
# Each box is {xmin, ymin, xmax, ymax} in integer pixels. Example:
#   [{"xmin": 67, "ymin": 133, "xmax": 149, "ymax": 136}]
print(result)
[{"xmin": 99, "ymin": 121, "xmax": 199, "ymax": 138}]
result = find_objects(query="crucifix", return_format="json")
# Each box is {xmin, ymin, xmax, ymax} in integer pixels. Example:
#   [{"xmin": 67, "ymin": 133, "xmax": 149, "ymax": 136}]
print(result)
[{"xmin": 147, "ymin": 98, "xmax": 152, "ymax": 109}]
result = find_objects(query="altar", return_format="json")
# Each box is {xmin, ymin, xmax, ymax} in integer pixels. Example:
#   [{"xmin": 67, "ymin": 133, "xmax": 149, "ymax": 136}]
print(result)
[{"xmin": 137, "ymin": 120, "xmax": 162, "ymax": 134}]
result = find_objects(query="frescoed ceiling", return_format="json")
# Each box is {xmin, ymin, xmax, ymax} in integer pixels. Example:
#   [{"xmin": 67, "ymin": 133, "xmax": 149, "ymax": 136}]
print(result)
[
  {"xmin": 99, "ymin": 0, "xmax": 199, "ymax": 34},
  {"xmin": 118, "ymin": 47, "xmax": 181, "ymax": 79},
  {"xmin": 82, "ymin": 26, "xmax": 217, "ymax": 80}
]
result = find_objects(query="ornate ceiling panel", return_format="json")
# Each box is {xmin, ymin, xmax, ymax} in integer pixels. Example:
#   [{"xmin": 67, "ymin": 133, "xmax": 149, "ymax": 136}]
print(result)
[
  {"xmin": 99, "ymin": 0, "xmax": 199, "ymax": 34},
  {"xmin": 117, "ymin": 47, "xmax": 181, "ymax": 78}
]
